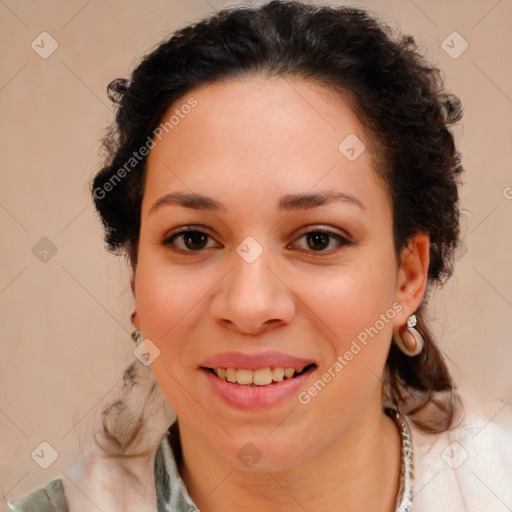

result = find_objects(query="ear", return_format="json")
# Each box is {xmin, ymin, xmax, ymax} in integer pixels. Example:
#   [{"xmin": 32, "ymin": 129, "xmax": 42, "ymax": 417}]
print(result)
[
  {"xmin": 393, "ymin": 232, "xmax": 430, "ymax": 328},
  {"xmin": 130, "ymin": 274, "xmax": 140, "ymax": 329},
  {"xmin": 130, "ymin": 275, "xmax": 136, "ymax": 297}
]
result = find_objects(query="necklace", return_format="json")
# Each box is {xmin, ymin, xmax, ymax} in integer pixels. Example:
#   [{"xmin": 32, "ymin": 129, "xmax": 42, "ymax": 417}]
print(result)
[{"xmin": 385, "ymin": 408, "xmax": 414, "ymax": 512}]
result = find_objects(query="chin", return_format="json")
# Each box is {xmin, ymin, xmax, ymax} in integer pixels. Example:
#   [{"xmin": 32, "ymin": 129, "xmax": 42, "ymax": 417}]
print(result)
[
  {"xmin": 223, "ymin": 437, "xmax": 308, "ymax": 473},
  {"xmin": 208, "ymin": 423, "xmax": 313, "ymax": 472}
]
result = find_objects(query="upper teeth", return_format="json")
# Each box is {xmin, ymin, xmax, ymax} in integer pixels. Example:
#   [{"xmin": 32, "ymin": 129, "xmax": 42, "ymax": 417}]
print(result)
[{"xmin": 215, "ymin": 366, "xmax": 304, "ymax": 386}]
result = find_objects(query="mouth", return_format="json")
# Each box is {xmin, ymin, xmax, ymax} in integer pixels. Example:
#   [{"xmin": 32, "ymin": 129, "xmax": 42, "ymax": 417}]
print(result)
[
  {"xmin": 199, "ymin": 351, "xmax": 317, "ymax": 410},
  {"xmin": 202, "ymin": 364, "xmax": 317, "ymax": 386}
]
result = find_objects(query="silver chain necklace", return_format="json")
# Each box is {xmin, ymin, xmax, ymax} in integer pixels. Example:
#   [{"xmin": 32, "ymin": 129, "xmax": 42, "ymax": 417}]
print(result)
[{"xmin": 386, "ymin": 408, "xmax": 414, "ymax": 512}]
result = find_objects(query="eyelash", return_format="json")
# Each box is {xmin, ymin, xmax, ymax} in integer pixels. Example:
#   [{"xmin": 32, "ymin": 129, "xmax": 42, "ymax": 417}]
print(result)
[{"xmin": 162, "ymin": 226, "xmax": 353, "ymax": 254}]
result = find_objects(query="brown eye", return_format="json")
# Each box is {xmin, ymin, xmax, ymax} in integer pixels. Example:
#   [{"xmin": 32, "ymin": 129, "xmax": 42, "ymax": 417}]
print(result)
[
  {"xmin": 163, "ymin": 229, "xmax": 219, "ymax": 252},
  {"xmin": 292, "ymin": 229, "xmax": 352, "ymax": 254},
  {"xmin": 306, "ymin": 232, "xmax": 330, "ymax": 251}
]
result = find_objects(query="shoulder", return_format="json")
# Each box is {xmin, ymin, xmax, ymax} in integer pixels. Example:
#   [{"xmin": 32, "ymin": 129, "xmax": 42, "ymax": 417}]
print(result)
[
  {"xmin": 6, "ymin": 479, "xmax": 69, "ymax": 512},
  {"xmin": 412, "ymin": 396, "xmax": 512, "ymax": 512}
]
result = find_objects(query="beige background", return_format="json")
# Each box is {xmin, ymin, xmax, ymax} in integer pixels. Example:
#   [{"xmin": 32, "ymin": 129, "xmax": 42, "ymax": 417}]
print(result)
[{"xmin": 1, "ymin": 0, "xmax": 511, "ymax": 502}]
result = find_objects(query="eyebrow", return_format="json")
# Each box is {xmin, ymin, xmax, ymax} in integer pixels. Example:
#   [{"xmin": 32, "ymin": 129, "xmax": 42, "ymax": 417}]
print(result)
[{"xmin": 149, "ymin": 190, "xmax": 364, "ymax": 214}]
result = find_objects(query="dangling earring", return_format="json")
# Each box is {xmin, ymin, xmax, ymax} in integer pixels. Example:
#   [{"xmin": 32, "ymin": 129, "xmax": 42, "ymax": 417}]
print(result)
[
  {"xmin": 130, "ymin": 311, "xmax": 141, "ymax": 343},
  {"xmin": 393, "ymin": 313, "xmax": 424, "ymax": 357},
  {"xmin": 132, "ymin": 329, "xmax": 142, "ymax": 343}
]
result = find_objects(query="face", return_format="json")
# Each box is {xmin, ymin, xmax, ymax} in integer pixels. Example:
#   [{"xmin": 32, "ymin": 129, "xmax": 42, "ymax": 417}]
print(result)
[{"xmin": 133, "ymin": 75, "xmax": 426, "ymax": 471}]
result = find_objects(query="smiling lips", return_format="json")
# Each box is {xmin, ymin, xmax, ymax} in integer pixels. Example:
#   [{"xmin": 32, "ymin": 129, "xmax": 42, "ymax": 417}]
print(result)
[
  {"xmin": 200, "ymin": 351, "xmax": 317, "ymax": 409},
  {"xmin": 200, "ymin": 350, "xmax": 316, "ymax": 384}
]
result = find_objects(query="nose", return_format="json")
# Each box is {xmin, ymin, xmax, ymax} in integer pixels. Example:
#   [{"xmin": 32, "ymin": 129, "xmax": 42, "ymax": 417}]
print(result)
[{"xmin": 210, "ymin": 251, "xmax": 295, "ymax": 336}]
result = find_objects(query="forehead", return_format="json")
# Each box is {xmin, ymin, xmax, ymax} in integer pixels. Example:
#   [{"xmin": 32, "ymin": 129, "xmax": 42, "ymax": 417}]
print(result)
[{"xmin": 142, "ymin": 75, "xmax": 388, "ymax": 214}]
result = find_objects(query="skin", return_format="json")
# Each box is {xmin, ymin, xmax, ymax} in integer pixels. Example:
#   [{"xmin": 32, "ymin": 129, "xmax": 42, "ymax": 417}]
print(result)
[{"xmin": 132, "ymin": 75, "xmax": 430, "ymax": 511}]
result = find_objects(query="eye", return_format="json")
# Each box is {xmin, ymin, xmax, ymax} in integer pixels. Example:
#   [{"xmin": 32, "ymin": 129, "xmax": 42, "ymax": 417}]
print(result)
[
  {"xmin": 290, "ymin": 229, "xmax": 352, "ymax": 253},
  {"xmin": 162, "ymin": 227, "xmax": 220, "ymax": 252},
  {"xmin": 162, "ymin": 226, "xmax": 352, "ymax": 254}
]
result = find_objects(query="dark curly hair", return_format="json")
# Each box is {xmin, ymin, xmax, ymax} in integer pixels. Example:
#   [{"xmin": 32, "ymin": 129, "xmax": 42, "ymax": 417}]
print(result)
[{"xmin": 90, "ymin": 0, "xmax": 464, "ymax": 448}]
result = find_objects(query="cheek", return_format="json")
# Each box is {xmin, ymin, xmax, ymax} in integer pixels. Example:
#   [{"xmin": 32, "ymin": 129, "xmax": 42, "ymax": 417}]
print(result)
[
  {"xmin": 134, "ymin": 262, "xmax": 206, "ymax": 412},
  {"xmin": 296, "ymin": 263, "xmax": 398, "ymax": 411},
  {"xmin": 134, "ymin": 260, "xmax": 205, "ymax": 373},
  {"xmin": 135, "ymin": 260, "xmax": 205, "ymax": 334},
  {"xmin": 303, "ymin": 264, "xmax": 397, "ymax": 348}
]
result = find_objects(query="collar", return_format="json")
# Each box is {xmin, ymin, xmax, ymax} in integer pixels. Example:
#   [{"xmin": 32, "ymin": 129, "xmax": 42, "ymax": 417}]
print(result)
[{"xmin": 155, "ymin": 421, "xmax": 199, "ymax": 512}]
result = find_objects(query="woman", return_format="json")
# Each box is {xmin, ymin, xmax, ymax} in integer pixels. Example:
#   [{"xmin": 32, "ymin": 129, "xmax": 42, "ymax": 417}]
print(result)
[{"xmin": 7, "ymin": 1, "xmax": 511, "ymax": 511}]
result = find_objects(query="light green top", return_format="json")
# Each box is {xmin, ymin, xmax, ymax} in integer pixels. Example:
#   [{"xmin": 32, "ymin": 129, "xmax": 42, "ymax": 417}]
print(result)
[{"xmin": 7, "ymin": 422, "xmax": 199, "ymax": 512}]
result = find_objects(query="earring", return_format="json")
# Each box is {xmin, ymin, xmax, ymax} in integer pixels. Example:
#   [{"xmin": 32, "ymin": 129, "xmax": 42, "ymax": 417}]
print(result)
[
  {"xmin": 130, "ymin": 311, "xmax": 141, "ymax": 343},
  {"xmin": 393, "ymin": 314, "xmax": 424, "ymax": 357},
  {"xmin": 131, "ymin": 329, "xmax": 142, "ymax": 343}
]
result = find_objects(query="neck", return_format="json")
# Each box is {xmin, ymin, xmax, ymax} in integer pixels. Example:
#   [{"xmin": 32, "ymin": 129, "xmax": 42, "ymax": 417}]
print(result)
[{"xmin": 177, "ymin": 401, "xmax": 401, "ymax": 512}]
